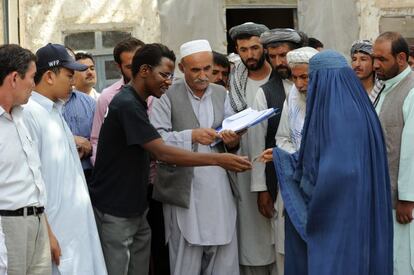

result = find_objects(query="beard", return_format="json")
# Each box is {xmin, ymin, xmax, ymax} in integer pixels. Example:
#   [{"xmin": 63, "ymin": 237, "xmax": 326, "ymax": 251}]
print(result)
[
  {"xmin": 275, "ymin": 65, "xmax": 291, "ymax": 79},
  {"xmin": 121, "ymin": 70, "xmax": 130, "ymax": 84},
  {"xmin": 241, "ymin": 53, "xmax": 266, "ymax": 71},
  {"xmin": 376, "ymin": 62, "xmax": 399, "ymax": 81}
]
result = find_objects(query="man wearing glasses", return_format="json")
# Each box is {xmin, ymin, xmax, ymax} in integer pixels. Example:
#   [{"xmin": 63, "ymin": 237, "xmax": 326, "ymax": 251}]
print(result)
[{"xmin": 90, "ymin": 43, "xmax": 251, "ymax": 275}]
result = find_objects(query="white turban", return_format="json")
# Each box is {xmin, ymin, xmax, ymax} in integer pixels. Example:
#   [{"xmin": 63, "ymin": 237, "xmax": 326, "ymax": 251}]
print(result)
[
  {"xmin": 180, "ymin": 39, "xmax": 212, "ymax": 59},
  {"xmin": 287, "ymin": 47, "xmax": 319, "ymax": 66}
]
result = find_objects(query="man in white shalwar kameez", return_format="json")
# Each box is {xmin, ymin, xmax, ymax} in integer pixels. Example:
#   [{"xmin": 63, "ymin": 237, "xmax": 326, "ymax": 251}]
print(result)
[
  {"xmin": 372, "ymin": 32, "xmax": 414, "ymax": 275},
  {"xmin": 150, "ymin": 40, "xmax": 243, "ymax": 275},
  {"xmin": 254, "ymin": 47, "xmax": 318, "ymax": 275},
  {"xmin": 23, "ymin": 44, "xmax": 107, "ymax": 275},
  {"xmin": 228, "ymin": 22, "xmax": 277, "ymax": 275}
]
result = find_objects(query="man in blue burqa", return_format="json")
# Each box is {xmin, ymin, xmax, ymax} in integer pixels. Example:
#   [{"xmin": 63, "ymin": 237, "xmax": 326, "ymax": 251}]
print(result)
[{"xmin": 271, "ymin": 50, "xmax": 393, "ymax": 275}]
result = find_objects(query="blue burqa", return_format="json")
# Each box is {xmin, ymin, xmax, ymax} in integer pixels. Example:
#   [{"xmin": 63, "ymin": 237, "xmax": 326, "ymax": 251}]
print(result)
[{"xmin": 273, "ymin": 50, "xmax": 393, "ymax": 275}]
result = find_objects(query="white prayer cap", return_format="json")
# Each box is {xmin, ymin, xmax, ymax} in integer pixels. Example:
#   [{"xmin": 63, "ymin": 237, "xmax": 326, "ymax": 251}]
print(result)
[
  {"xmin": 180, "ymin": 39, "xmax": 212, "ymax": 59},
  {"xmin": 287, "ymin": 47, "xmax": 319, "ymax": 66}
]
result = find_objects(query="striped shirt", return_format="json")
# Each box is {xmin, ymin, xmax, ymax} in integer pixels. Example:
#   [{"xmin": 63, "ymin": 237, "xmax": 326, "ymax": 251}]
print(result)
[
  {"xmin": 63, "ymin": 90, "xmax": 96, "ymax": 170},
  {"xmin": 369, "ymin": 79, "xmax": 384, "ymax": 103}
]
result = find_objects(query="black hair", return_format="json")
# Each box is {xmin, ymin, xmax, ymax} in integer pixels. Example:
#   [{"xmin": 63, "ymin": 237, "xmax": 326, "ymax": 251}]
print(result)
[
  {"xmin": 297, "ymin": 31, "xmax": 309, "ymax": 47},
  {"xmin": 266, "ymin": 41, "xmax": 300, "ymax": 51},
  {"xmin": 212, "ymin": 51, "xmax": 230, "ymax": 69},
  {"xmin": 75, "ymin": 52, "xmax": 95, "ymax": 63},
  {"xmin": 377, "ymin": 32, "xmax": 409, "ymax": 61},
  {"xmin": 409, "ymin": 45, "xmax": 414, "ymax": 58},
  {"xmin": 131, "ymin": 43, "xmax": 176, "ymax": 78},
  {"xmin": 308, "ymin": 37, "xmax": 324, "ymax": 49},
  {"xmin": 234, "ymin": 33, "xmax": 260, "ymax": 47},
  {"xmin": 34, "ymin": 66, "xmax": 61, "ymax": 85},
  {"xmin": 0, "ymin": 44, "xmax": 37, "ymax": 86},
  {"xmin": 113, "ymin": 37, "xmax": 145, "ymax": 65}
]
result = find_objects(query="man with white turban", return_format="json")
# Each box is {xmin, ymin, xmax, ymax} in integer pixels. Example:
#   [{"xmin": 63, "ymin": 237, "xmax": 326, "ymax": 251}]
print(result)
[
  {"xmin": 248, "ymin": 29, "xmax": 305, "ymax": 235},
  {"xmin": 254, "ymin": 46, "xmax": 318, "ymax": 275},
  {"xmin": 276, "ymin": 47, "xmax": 318, "ymax": 155},
  {"xmin": 150, "ymin": 39, "xmax": 244, "ymax": 275}
]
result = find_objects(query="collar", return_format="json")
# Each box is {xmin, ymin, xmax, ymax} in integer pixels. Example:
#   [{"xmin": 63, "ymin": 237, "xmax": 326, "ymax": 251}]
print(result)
[
  {"xmin": 31, "ymin": 91, "xmax": 65, "ymax": 113},
  {"xmin": 0, "ymin": 105, "xmax": 23, "ymax": 121},
  {"xmin": 0, "ymin": 105, "xmax": 5, "ymax": 118},
  {"xmin": 118, "ymin": 77, "xmax": 128, "ymax": 90},
  {"xmin": 64, "ymin": 90, "xmax": 78, "ymax": 105},
  {"xmin": 124, "ymin": 85, "xmax": 148, "ymax": 109},
  {"xmin": 384, "ymin": 65, "xmax": 411, "ymax": 88},
  {"xmin": 183, "ymin": 79, "xmax": 212, "ymax": 100}
]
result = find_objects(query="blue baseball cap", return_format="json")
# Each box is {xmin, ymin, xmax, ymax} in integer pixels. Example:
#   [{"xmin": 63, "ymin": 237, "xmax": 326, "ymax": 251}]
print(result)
[{"xmin": 35, "ymin": 43, "xmax": 88, "ymax": 71}]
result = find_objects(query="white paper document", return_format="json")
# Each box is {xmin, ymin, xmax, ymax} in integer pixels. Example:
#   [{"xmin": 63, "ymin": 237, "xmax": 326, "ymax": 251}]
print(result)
[
  {"xmin": 217, "ymin": 107, "xmax": 278, "ymax": 133},
  {"xmin": 211, "ymin": 107, "xmax": 279, "ymax": 146}
]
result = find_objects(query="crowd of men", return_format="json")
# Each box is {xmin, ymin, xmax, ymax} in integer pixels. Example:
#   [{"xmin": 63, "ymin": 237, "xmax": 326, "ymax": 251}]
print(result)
[{"xmin": 0, "ymin": 20, "xmax": 414, "ymax": 275}]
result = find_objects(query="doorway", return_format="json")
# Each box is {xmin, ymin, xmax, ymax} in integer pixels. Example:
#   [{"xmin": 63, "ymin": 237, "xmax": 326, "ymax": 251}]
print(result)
[{"xmin": 226, "ymin": 8, "xmax": 296, "ymax": 53}]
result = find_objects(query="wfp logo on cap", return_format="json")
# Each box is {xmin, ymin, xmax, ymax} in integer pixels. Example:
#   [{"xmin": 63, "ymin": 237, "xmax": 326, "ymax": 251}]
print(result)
[{"xmin": 48, "ymin": 60, "xmax": 60, "ymax": 67}]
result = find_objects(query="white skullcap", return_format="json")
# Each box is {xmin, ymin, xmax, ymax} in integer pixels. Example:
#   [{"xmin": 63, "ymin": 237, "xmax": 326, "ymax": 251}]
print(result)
[
  {"xmin": 287, "ymin": 46, "xmax": 319, "ymax": 66},
  {"xmin": 180, "ymin": 39, "xmax": 212, "ymax": 59}
]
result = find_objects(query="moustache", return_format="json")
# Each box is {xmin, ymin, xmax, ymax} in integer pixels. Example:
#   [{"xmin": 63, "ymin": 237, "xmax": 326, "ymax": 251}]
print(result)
[
  {"xmin": 275, "ymin": 64, "xmax": 289, "ymax": 70},
  {"xmin": 246, "ymin": 58, "xmax": 258, "ymax": 63},
  {"xmin": 194, "ymin": 78, "xmax": 209, "ymax": 84}
]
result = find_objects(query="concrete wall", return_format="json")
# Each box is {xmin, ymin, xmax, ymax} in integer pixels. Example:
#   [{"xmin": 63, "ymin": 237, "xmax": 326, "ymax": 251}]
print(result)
[
  {"xmin": 12, "ymin": 0, "xmax": 414, "ymax": 52},
  {"xmin": 19, "ymin": 0, "xmax": 161, "ymax": 51},
  {"xmin": 0, "ymin": 1, "xmax": 3, "ymax": 45},
  {"xmin": 358, "ymin": 0, "xmax": 414, "ymax": 41},
  {"xmin": 225, "ymin": 0, "xmax": 296, "ymax": 7}
]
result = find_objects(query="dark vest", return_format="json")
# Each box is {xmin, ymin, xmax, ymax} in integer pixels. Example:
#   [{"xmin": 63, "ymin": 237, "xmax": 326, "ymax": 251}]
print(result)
[
  {"xmin": 261, "ymin": 70, "xmax": 286, "ymax": 201},
  {"xmin": 378, "ymin": 70, "xmax": 414, "ymax": 208},
  {"xmin": 153, "ymin": 79, "xmax": 235, "ymax": 208}
]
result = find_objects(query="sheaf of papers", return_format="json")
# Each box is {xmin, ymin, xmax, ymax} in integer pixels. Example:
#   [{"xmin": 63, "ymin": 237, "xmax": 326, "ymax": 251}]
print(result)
[
  {"xmin": 217, "ymin": 107, "xmax": 277, "ymax": 133},
  {"xmin": 211, "ymin": 107, "xmax": 278, "ymax": 147}
]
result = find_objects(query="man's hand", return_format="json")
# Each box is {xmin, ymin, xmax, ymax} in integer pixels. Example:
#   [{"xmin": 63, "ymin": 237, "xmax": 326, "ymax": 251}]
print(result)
[
  {"xmin": 49, "ymin": 232, "xmax": 62, "ymax": 265},
  {"xmin": 396, "ymin": 200, "xmax": 414, "ymax": 224},
  {"xmin": 216, "ymin": 153, "xmax": 251, "ymax": 172},
  {"xmin": 74, "ymin": 136, "xmax": 92, "ymax": 159},
  {"xmin": 220, "ymin": 130, "xmax": 241, "ymax": 150},
  {"xmin": 45, "ymin": 217, "xmax": 61, "ymax": 265},
  {"xmin": 192, "ymin": 128, "xmax": 220, "ymax": 145},
  {"xmin": 255, "ymin": 148, "xmax": 274, "ymax": 163},
  {"xmin": 257, "ymin": 191, "xmax": 274, "ymax": 219}
]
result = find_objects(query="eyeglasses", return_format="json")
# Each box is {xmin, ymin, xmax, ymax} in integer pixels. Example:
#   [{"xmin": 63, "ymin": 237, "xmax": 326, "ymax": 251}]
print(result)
[
  {"xmin": 147, "ymin": 65, "xmax": 174, "ymax": 80},
  {"xmin": 158, "ymin": 71, "xmax": 174, "ymax": 80}
]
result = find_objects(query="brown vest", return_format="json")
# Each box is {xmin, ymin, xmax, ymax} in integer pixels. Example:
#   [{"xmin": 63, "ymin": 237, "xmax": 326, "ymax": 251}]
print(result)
[{"xmin": 378, "ymin": 70, "xmax": 414, "ymax": 207}]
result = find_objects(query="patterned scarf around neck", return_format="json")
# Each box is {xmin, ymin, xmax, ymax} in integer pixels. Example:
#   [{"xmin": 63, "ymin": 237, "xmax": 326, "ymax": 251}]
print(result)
[{"xmin": 229, "ymin": 61, "xmax": 249, "ymax": 112}]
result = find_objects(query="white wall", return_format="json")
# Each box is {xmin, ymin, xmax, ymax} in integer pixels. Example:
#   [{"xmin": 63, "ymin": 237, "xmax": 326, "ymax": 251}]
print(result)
[{"xmin": 19, "ymin": 0, "xmax": 161, "ymax": 51}]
